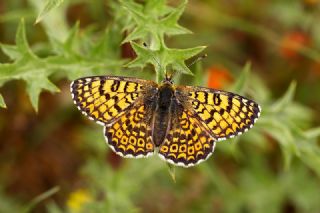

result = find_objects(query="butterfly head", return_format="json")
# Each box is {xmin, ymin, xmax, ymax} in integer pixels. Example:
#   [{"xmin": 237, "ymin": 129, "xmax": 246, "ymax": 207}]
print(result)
[{"xmin": 162, "ymin": 72, "xmax": 174, "ymax": 85}]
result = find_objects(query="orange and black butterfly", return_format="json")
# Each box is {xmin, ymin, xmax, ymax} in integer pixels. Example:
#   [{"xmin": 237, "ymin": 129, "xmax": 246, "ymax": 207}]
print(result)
[{"xmin": 70, "ymin": 75, "xmax": 261, "ymax": 167}]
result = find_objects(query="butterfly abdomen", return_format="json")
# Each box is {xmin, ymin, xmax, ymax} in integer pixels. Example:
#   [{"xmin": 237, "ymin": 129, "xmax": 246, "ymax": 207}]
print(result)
[{"xmin": 152, "ymin": 83, "xmax": 175, "ymax": 147}]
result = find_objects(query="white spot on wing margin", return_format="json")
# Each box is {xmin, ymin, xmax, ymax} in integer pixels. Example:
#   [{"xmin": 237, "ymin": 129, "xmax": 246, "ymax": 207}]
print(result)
[
  {"xmin": 215, "ymin": 102, "xmax": 262, "ymax": 142},
  {"xmin": 157, "ymin": 139, "xmax": 216, "ymax": 168},
  {"xmin": 70, "ymin": 79, "xmax": 107, "ymax": 126}
]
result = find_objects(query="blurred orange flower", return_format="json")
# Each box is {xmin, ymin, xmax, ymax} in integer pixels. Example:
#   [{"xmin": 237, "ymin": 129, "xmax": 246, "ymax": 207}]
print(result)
[
  {"xmin": 207, "ymin": 65, "xmax": 234, "ymax": 89},
  {"xmin": 280, "ymin": 31, "xmax": 311, "ymax": 60}
]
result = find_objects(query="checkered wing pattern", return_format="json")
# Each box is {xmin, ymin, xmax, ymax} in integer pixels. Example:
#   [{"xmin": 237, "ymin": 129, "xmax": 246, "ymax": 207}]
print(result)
[
  {"xmin": 70, "ymin": 76, "xmax": 157, "ymax": 125},
  {"xmin": 158, "ymin": 103, "xmax": 215, "ymax": 167},
  {"xmin": 104, "ymin": 103, "xmax": 155, "ymax": 158},
  {"xmin": 176, "ymin": 86, "xmax": 261, "ymax": 141}
]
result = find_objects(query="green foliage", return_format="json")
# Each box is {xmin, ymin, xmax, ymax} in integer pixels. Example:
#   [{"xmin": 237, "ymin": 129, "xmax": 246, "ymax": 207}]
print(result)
[
  {"xmin": 121, "ymin": 0, "xmax": 205, "ymax": 81},
  {"xmin": 121, "ymin": 0, "xmax": 191, "ymax": 46},
  {"xmin": 21, "ymin": 187, "xmax": 60, "ymax": 213},
  {"xmin": 0, "ymin": 188, "xmax": 24, "ymax": 213},
  {"xmin": 0, "ymin": 19, "xmax": 60, "ymax": 111},
  {"xmin": 0, "ymin": 94, "xmax": 6, "ymax": 108},
  {"xmin": 0, "ymin": 12, "xmax": 124, "ymax": 111},
  {"xmin": 229, "ymin": 61, "xmax": 251, "ymax": 94},
  {"xmin": 35, "ymin": 0, "xmax": 64, "ymax": 24},
  {"xmin": 227, "ymin": 68, "xmax": 320, "ymax": 173},
  {"xmin": 128, "ymin": 42, "xmax": 205, "ymax": 77}
]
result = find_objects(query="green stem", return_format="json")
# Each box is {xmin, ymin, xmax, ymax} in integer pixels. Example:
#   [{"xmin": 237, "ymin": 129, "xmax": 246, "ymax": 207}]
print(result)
[{"xmin": 156, "ymin": 68, "xmax": 162, "ymax": 83}]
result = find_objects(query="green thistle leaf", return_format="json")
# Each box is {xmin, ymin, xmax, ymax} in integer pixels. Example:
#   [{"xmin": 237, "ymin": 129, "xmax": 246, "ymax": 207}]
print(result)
[
  {"xmin": 127, "ymin": 42, "xmax": 205, "ymax": 78},
  {"xmin": 0, "ymin": 44, "xmax": 22, "ymax": 61},
  {"xmin": 122, "ymin": 0, "xmax": 191, "ymax": 47},
  {"xmin": 0, "ymin": 19, "xmax": 60, "ymax": 111},
  {"xmin": 35, "ymin": 0, "xmax": 64, "ymax": 24},
  {"xmin": 0, "ymin": 94, "xmax": 6, "ymax": 108}
]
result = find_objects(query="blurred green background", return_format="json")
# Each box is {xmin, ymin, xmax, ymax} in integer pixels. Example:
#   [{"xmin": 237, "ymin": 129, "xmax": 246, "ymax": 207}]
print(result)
[{"xmin": 1, "ymin": 0, "xmax": 320, "ymax": 212}]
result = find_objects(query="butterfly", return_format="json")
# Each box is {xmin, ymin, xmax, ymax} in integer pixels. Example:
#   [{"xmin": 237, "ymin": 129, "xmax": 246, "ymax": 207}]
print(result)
[{"xmin": 70, "ymin": 75, "xmax": 261, "ymax": 167}]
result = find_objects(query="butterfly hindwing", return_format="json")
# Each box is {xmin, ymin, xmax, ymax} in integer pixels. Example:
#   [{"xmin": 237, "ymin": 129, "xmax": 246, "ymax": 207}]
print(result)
[
  {"xmin": 104, "ymin": 102, "xmax": 155, "ymax": 158},
  {"xmin": 176, "ymin": 86, "xmax": 261, "ymax": 141},
  {"xmin": 158, "ymin": 102, "xmax": 216, "ymax": 167},
  {"xmin": 70, "ymin": 76, "xmax": 157, "ymax": 125}
]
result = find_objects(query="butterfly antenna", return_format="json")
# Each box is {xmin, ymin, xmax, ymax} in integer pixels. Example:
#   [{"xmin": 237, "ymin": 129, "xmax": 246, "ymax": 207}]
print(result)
[{"xmin": 187, "ymin": 54, "xmax": 208, "ymax": 68}]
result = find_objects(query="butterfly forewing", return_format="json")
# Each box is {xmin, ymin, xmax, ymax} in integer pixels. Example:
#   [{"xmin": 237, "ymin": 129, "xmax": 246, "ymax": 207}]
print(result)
[
  {"xmin": 70, "ymin": 76, "xmax": 157, "ymax": 125},
  {"xmin": 176, "ymin": 86, "xmax": 261, "ymax": 141}
]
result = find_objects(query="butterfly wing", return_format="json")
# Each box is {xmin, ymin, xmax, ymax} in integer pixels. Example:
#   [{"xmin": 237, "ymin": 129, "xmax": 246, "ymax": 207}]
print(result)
[
  {"xmin": 176, "ymin": 86, "xmax": 261, "ymax": 141},
  {"xmin": 70, "ymin": 76, "xmax": 158, "ymax": 126},
  {"xmin": 158, "ymin": 101, "xmax": 216, "ymax": 167},
  {"xmin": 104, "ymin": 101, "xmax": 155, "ymax": 158}
]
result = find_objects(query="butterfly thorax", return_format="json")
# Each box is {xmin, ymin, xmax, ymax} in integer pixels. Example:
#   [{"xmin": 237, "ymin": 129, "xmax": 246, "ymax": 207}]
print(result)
[{"xmin": 152, "ymin": 82, "xmax": 175, "ymax": 147}]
